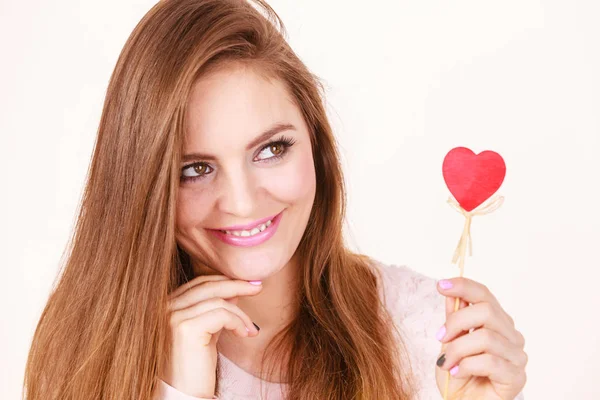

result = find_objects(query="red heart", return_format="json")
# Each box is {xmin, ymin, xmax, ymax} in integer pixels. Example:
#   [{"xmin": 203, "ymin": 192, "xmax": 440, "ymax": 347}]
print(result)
[{"xmin": 442, "ymin": 147, "xmax": 506, "ymax": 212}]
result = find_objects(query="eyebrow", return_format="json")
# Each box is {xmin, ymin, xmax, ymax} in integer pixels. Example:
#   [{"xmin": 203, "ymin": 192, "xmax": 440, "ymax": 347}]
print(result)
[{"xmin": 181, "ymin": 122, "xmax": 297, "ymax": 163}]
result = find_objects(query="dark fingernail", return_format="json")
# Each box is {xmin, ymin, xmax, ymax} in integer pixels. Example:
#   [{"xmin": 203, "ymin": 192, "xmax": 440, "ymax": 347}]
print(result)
[
  {"xmin": 436, "ymin": 353, "xmax": 446, "ymax": 367},
  {"xmin": 253, "ymin": 322, "xmax": 260, "ymax": 331}
]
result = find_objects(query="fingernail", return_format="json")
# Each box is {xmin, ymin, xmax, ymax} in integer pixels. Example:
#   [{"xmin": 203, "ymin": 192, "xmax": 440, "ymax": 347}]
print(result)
[
  {"xmin": 249, "ymin": 280, "xmax": 262, "ymax": 285},
  {"xmin": 253, "ymin": 322, "xmax": 260, "ymax": 331},
  {"xmin": 438, "ymin": 279, "xmax": 453, "ymax": 290},
  {"xmin": 436, "ymin": 325, "xmax": 446, "ymax": 341},
  {"xmin": 436, "ymin": 353, "xmax": 446, "ymax": 367},
  {"xmin": 450, "ymin": 365, "xmax": 459, "ymax": 376}
]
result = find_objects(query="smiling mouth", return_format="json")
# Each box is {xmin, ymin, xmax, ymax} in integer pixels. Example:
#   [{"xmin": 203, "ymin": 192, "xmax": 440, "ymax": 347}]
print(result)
[
  {"xmin": 207, "ymin": 211, "xmax": 284, "ymax": 248},
  {"xmin": 219, "ymin": 218, "xmax": 273, "ymax": 237}
]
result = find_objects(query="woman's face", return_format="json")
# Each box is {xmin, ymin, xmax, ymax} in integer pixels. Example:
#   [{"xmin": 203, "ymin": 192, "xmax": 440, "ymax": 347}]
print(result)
[{"xmin": 176, "ymin": 65, "xmax": 316, "ymax": 280}]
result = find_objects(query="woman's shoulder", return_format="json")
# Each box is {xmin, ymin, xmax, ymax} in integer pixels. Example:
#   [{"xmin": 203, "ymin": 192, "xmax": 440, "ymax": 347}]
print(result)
[
  {"xmin": 366, "ymin": 257, "xmax": 445, "ymax": 319},
  {"xmin": 365, "ymin": 257, "xmax": 447, "ymax": 398}
]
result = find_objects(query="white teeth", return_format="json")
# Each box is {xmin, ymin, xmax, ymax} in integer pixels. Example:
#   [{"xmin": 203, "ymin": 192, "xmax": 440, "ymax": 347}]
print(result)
[{"xmin": 223, "ymin": 219, "xmax": 273, "ymax": 237}]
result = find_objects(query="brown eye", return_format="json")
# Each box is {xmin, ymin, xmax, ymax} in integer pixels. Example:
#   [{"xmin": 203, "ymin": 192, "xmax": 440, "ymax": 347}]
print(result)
[
  {"xmin": 193, "ymin": 164, "xmax": 208, "ymax": 175},
  {"xmin": 255, "ymin": 137, "xmax": 295, "ymax": 161},
  {"xmin": 181, "ymin": 162, "xmax": 213, "ymax": 182},
  {"xmin": 270, "ymin": 143, "xmax": 283, "ymax": 156}
]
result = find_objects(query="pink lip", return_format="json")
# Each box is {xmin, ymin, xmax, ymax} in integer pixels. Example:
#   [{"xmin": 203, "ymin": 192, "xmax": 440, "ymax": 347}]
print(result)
[{"xmin": 208, "ymin": 211, "xmax": 283, "ymax": 248}]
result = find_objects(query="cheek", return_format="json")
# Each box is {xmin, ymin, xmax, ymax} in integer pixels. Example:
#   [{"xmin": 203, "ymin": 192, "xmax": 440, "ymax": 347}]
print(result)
[
  {"xmin": 264, "ymin": 152, "xmax": 316, "ymax": 203},
  {"xmin": 176, "ymin": 187, "xmax": 214, "ymax": 231}
]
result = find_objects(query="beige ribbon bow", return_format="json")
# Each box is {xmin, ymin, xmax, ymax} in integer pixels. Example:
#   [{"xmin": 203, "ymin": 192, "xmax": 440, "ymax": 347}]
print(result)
[{"xmin": 447, "ymin": 195, "xmax": 505, "ymax": 268}]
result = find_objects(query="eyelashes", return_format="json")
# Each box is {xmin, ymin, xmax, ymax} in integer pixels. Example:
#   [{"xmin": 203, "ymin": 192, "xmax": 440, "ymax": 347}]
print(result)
[{"xmin": 180, "ymin": 135, "xmax": 297, "ymax": 183}]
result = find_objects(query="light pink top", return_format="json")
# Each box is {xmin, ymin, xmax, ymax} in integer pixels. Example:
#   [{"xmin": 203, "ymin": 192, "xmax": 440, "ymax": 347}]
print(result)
[{"xmin": 156, "ymin": 260, "xmax": 525, "ymax": 399}]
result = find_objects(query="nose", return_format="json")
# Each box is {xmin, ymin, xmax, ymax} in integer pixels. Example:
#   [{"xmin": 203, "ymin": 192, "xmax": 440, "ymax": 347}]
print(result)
[{"xmin": 217, "ymin": 164, "xmax": 256, "ymax": 218}]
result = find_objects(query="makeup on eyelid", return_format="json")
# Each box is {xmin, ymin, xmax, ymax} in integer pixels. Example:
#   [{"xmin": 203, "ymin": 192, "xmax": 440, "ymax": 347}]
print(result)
[{"xmin": 180, "ymin": 135, "xmax": 296, "ymax": 183}]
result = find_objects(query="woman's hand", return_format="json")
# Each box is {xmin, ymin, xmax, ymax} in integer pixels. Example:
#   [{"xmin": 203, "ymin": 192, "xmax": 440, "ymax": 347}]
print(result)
[
  {"xmin": 434, "ymin": 277, "xmax": 528, "ymax": 400},
  {"xmin": 160, "ymin": 274, "xmax": 262, "ymax": 398}
]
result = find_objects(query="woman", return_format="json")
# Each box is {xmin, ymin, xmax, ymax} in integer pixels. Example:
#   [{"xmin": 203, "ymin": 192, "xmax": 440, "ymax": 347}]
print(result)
[{"xmin": 23, "ymin": 0, "xmax": 527, "ymax": 399}]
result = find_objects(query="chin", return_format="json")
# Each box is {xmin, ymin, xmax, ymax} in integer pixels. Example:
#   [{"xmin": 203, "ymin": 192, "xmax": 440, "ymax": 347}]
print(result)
[{"xmin": 221, "ymin": 252, "xmax": 286, "ymax": 280}]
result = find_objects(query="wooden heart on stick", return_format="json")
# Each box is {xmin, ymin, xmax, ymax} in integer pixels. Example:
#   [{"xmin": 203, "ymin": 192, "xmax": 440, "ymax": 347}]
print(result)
[
  {"xmin": 442, "ymin": 147, "xmax": 506, "ymax": 212},
  {"xmin": 440, "ymin": 146, "xmax": 506, "ymax": 400}
]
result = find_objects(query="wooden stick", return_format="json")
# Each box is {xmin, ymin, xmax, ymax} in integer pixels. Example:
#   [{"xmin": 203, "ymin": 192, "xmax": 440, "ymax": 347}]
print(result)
[
  {"xmin": 443, "ymin": 195, "xmax": 504, "ymax": 399},
  {"xmin": 443, "ymin": 214, "xmax": 470, "ymax": 399}
]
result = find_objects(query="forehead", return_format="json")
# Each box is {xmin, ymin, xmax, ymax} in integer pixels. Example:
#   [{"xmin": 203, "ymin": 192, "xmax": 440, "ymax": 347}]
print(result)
[{"xmin": 184, "ymin": 65, "xmax": 300, "ymax": 151}]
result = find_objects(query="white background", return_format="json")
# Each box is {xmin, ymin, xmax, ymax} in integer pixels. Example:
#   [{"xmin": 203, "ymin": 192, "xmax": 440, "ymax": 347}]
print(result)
[{"xmin": 1, "ymin": 1, "xmax": 599, "ymax": 399}]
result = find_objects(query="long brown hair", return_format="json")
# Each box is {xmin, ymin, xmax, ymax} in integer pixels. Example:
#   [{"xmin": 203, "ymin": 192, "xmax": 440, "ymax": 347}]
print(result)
[{"xmin": 23, "ymin": 1, "xmax": 416, "ymax": 398}]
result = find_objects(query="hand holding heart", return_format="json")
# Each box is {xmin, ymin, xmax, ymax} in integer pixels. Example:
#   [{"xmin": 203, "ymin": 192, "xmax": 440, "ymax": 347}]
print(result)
[
  {"xmin": 437, "ymin": 147, "xmax": 526, "ymax": 398},
  {"xmin": 434, "ymin": 277, "xmax": 528, "ymax": 400}
]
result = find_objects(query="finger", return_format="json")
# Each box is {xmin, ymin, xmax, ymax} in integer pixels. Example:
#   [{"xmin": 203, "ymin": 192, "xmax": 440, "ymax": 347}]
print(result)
[
  {"xmin": 445, "ymin": 295, "xmax": 469, "ymax": 317},
  {"xmin": 171, "ymin": 297, "xmax": 259, "ymax": 334},
  {"xmin": 437, "ymin": 277, "xmax": 500, "ymax": 308},
  {"xmin": 444, "ymin": 353, "xmax": 523, "ymax": 386},
  {"xmin": 175, "ymin": 308, "xmax": 251, "ymax": 346},
  {"xmin": 437, "ymin": 327, "xmax": 528, "ymax": 371},
  {"xmin": 225, "ymin": 296, "xmax": 239, "ymax": 305},
  {"xmin": 443, "ymin": 297, "xmax": 470, "ymax": 343},
  {"xmin": 438, "ymin": 278, "xmax": 515, "ymax": 332},
  {"xmin": 169, "ymin": 280, "xmax": 263, "ymax": 311},
  {"xmin": 438, "ymin": 302, "xmax": 519, "ymax": 345},
  {"xmin": 169, "ymin": 274, "xmax": 231, "ymax": 300}
]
